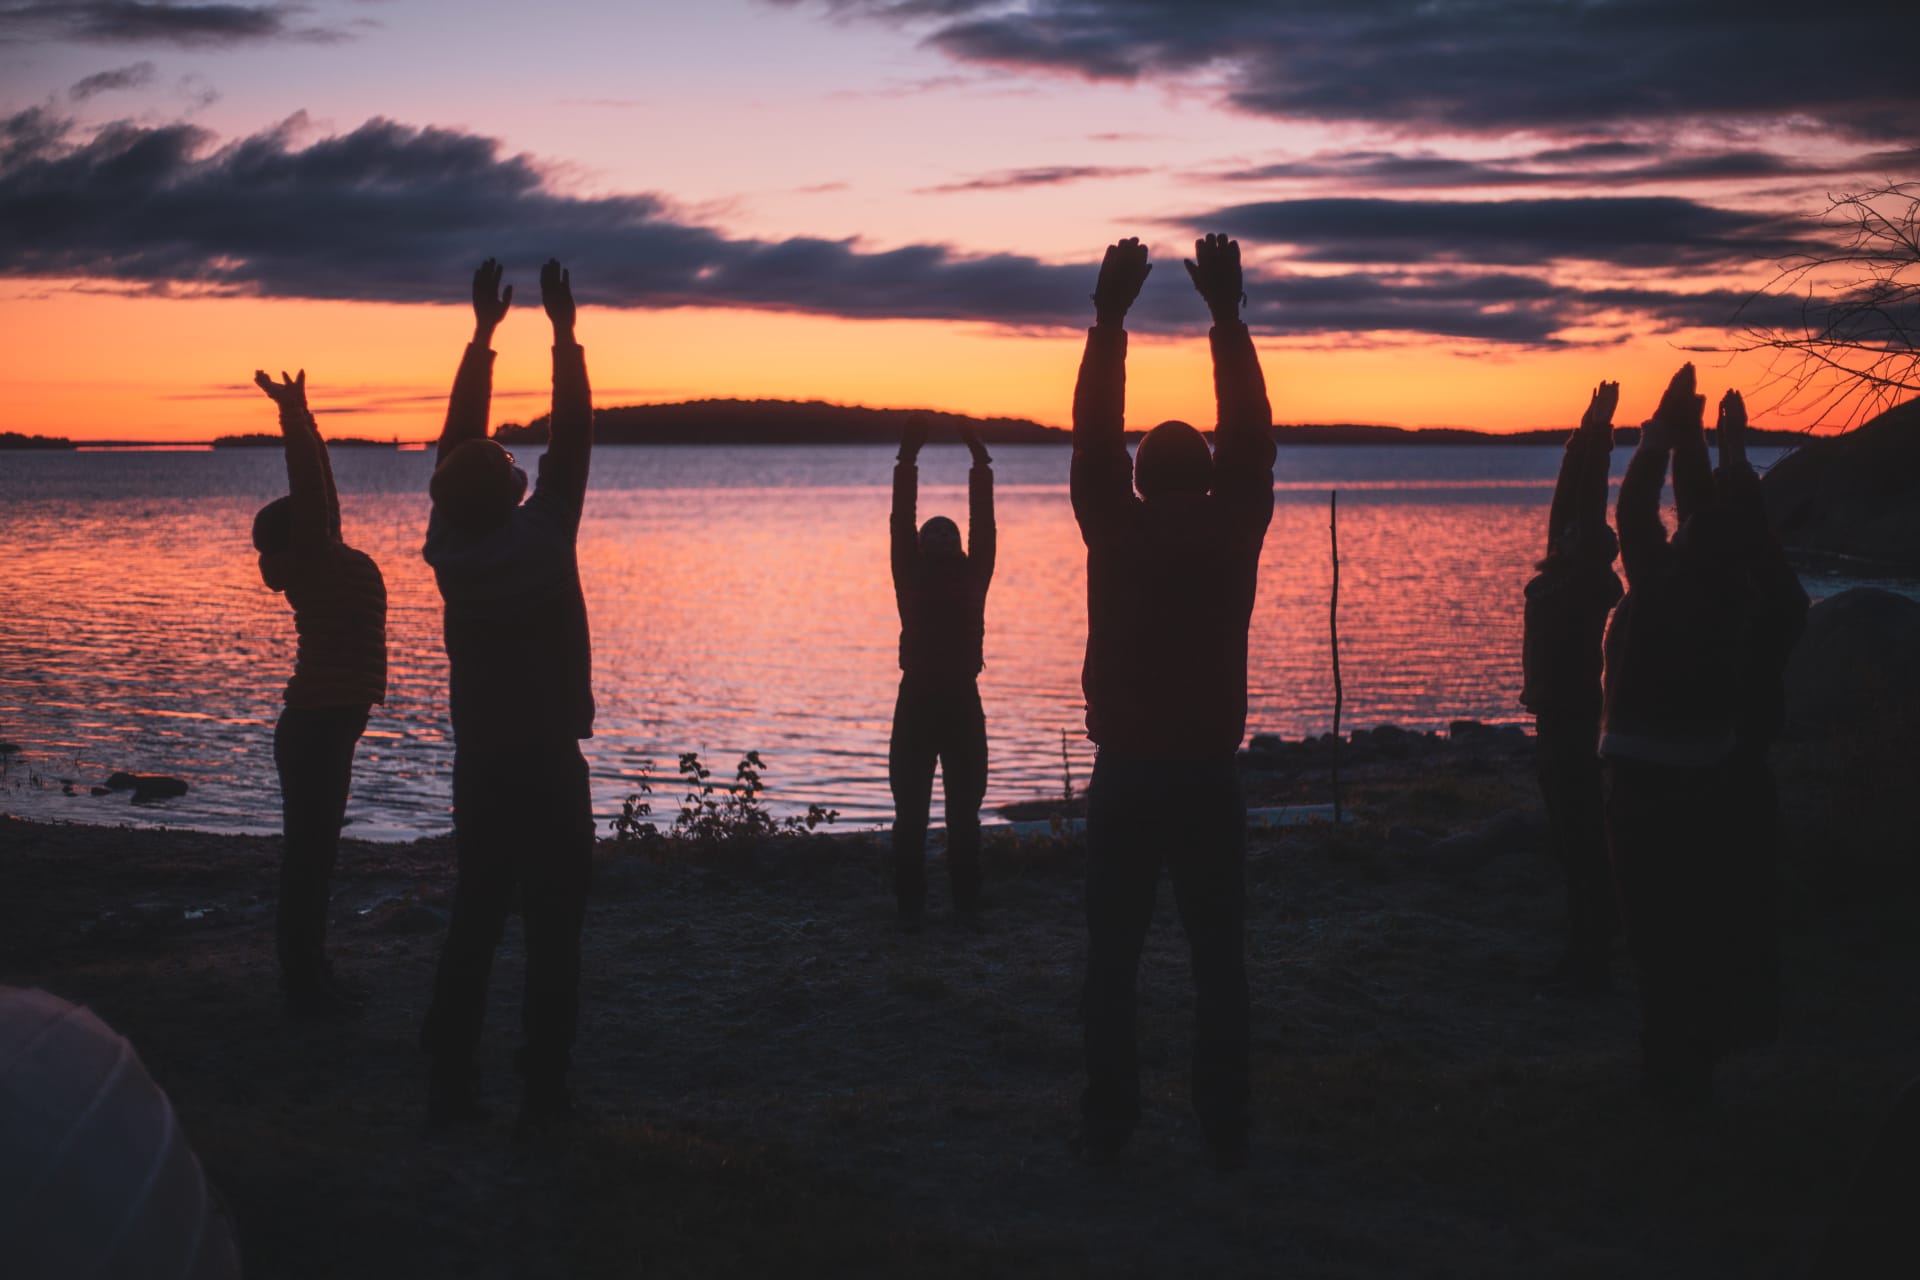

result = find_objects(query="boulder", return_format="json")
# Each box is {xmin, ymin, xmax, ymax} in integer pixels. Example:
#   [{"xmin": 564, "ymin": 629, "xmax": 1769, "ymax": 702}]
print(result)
[
  {"xmin": 103, "ymin": 772, "xmax": 190, "ymax": 803},
  {"xmin": 1764, "ymin": 398, "xmax": 1920, "ymax": 570},
  {"xmin": 1784, "ymin": 588, "xmax": 1920, "ymax": 737}
]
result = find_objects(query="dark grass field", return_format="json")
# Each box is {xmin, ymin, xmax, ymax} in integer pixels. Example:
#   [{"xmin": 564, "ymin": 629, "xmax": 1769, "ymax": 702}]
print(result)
[{"xmin": 3, "ymin": 735, "xmax": 1915, "ymax": 1278}]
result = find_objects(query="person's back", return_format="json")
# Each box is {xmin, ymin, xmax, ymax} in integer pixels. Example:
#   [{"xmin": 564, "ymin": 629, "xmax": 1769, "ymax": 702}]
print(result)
[
  {"xmin": 1069, "ymin": 234, "xmax": 1274, "ymax": 1174},
  {"xmin": 419, "ymin": 258, "xmax": 597, "ymax": 1138}
]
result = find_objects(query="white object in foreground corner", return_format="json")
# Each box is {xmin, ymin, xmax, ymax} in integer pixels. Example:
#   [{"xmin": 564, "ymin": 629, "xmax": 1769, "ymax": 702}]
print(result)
[
  {"xmin": 979, "ymin": 804, "xmax": 1345, "ymax": 841},
  {"xmin": 0, "ymin": 986, "xmax": 243, "ymax": 1280}
]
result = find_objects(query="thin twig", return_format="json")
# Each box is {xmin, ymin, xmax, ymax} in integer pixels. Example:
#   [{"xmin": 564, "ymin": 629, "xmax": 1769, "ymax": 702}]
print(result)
[{"xmin": 1330, "ymin": 489, "xmax": 1343, "ymax": 825}]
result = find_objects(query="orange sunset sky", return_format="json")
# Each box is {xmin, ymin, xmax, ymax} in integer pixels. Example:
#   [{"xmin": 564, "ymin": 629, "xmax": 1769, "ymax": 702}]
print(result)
[{"xmin": 1, "ymin": 1, "xmax": 1913, "ymax": 442}]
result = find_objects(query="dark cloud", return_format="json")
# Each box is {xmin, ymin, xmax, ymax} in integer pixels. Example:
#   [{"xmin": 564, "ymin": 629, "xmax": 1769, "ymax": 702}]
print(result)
[
  {"xmin": 779, "ymin": 1, "xmax": 1920, "ymax": 139},
  {"xmin": 1187, "ymin": 196, "xmax": 1824, "ymax": 269},
  {"xmin": 0, "ymin": 109, "xmax": 1819, "ymax": 346},
  {"xmin": 0, "ymin": 2, "xmax": 344, "ymax": 47},
  {"xmin": 1216, "ymin": 146, "xmax": 1837, "ymax": 190},
  {"xmin": 917, "ymin": 164, "xmax": 1149, "ymax": 193},
  {"xmin": 67, "ymin": 60, "xmax": 156, "ymax": 100}
]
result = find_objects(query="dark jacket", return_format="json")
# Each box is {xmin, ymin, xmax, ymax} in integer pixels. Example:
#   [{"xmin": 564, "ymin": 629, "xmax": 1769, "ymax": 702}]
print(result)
[
  {"xmin": 1521, "ymin": 422, "xmax": 1621, "ymax": 720},
  {"xmin": 424, "ymin": 341, "xmax": 594, "ymax": 746},
  {"xmin": 891, "ymin": 460, "xmax": 994, "ymax": 678},
  {"xmin": 1599, "ymin": 436, "xmax": 1749, "ymax": 765},
  {"xmin": 263, "ymin": 400, "xmax": 387, "ymax": 710},
  {"xmin": 1071, "ymin": 321, "xmax": 1277, "ymax": 758}
]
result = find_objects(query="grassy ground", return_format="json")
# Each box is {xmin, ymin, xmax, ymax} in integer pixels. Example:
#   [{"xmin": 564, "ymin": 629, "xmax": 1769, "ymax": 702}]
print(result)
[{"xmin": 2, "ymin": 735, "xmax": 1915, "ymax": 1278}]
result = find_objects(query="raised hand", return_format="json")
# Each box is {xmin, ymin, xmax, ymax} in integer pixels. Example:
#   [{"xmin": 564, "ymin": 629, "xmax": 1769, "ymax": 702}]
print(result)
[
  {"xmin": 254, "ymin": 368, "xmax": 307, "ymax": 414},
  {"xmin": 1091, "ymin": 237, "xmax": 1152, "ymax": 326},
  {"xmin": 899, "ymin": 411, "xmax": 929, "ymax": 462},
  {"xmin": 1184, "ymin": 232, "xmax": 1244, "ymax": 323},
  {"xmin": 541, "ymin": 258, "xmax": 576, "ymax": 340},
  {"xmin": 1717, "ymin": 389, "xmax": 1749, "ymax": 468},
  {"xmin": 959, "ymin": 421, "xmax": 991, "ymax": 467},
  {"xmin": 1651, "ymin": 363, "xmax": 1703, "ymax": 435},
  {"xmin": 1581, "ymin": 380, "xmax": 1620, "ymax": 434},
  {"xmin": 472, "ymin": 259, "xmax": 512, "ymax": 341}
]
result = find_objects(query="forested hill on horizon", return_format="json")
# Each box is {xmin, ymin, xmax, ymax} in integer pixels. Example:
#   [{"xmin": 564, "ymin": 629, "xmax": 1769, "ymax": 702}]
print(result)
[{"xmin": 492, "ymin": 398, "xmax": 1812, "ymax": 448}]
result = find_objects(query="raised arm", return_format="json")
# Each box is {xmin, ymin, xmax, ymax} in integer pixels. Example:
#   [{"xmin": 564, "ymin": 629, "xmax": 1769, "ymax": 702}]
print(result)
[
  {"xmin": 891, "ymin": 413, "xmax": 926, "ymax": 615},
  {"xmin": 1616, "ymin": 413, "xmax": 1673, "ymax": 588},
  {"xmin": 436, "ymin": 259, "xmax": 510, "ymax": 467},
  {"xmin": 256, "ymin": 369, "xmax": 329, "ymax": 547},
  {"xmin": 1189, "ymin": 234, "xmax": 1276, "ymax": 533},
  {"xmin": 1548, "ymin": 381, "xmax": 1617, "ymax": 552},
  {"xmin": 961, "ymin": 422, "xmax": 995, "ymax": 591},
  {"xmin": 1072, "ymin": 238, "xmax": 1150, "ymax": 536},
  {"xmin": 1661, "ymin": 363, "xmax": 1714, "ymax": 525},
  {"xmin": 528, "ymin": 259, "xmax": 593, "ymax": 529}
]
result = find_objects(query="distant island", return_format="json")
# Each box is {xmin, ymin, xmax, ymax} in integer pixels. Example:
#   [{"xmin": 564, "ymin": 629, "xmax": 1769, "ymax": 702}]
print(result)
[
  {"xmin": 211, "ymin": 433, "xmax": 400, "ymax": 449},
  {"xmin": 493, "ymin": 398, "xmax": 1811, "ymax": 448},
  {"xmin": 0, "ymin": 431, "xmax": 75, "ymax": 450}
]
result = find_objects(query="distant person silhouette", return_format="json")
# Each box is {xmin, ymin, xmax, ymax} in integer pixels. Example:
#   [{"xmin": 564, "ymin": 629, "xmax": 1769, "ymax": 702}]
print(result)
[
  {"xmin": 888, "ymin": 412, "xmax": 995, "ymax": 927},
  {"xmin": 252, "ymin": 368, "xmax": 387, "ymax": 1019},
  {"xmin": 1521, "ymin": 382, "xmax": 1623, "ymax": 997},
  {"xmin": 1069, "ymin": 234, "xmax": 1276, "ymax": 1171},
  {"xmin": 419, "ymin": 259, "xmax": 596, "ymax": 1136},
  {"xmin": 1600, "ymin": 363, "xmax": 1766, "ymax": 1109}
]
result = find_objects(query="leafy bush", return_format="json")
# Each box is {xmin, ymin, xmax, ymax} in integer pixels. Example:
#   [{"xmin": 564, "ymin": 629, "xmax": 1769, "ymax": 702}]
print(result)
[{"xmin": 608, "ymin": 751, "xmax": 839, "ymax": 848}]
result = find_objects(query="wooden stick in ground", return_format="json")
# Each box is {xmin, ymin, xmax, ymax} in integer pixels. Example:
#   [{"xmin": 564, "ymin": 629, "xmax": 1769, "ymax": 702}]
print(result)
[{"xmin": 1330, "ymin": 489, "xmax": 1344, "ymax": 825}]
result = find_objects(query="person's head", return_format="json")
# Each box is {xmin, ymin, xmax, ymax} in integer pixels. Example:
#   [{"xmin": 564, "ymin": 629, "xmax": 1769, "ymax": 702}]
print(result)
[
  {"xmin": 253, "ymin": 496, "xmax": 293, "ymax": 590},
  {"xmin": 1133, "ymin": 420, "xmax": 1212, "ymax": 500},
  {"xmin": 430, "ymin": 438, "xmax": 527, "ymax": 529},
  {"xmin": 918, "ymin": 515, "xmax": 963, "ymax": 561},
  {"xmin": 1672, "ymin": 508, "xmax": 1739, "ymax": 568}
]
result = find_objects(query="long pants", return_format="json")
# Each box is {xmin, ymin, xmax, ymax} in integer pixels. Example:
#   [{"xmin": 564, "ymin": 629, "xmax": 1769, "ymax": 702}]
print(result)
[
  {"xmin": 1535, "ymin": 713, "xmax": 1616, "ymax": 973},
  {"xmin": 273, "ymin": 703, "xmax": 369, "ymax": 985},
  {"xmin": 888, "ymin": 673, "xmax": 987, "ymax": 912},
  {"xmin": 1604, "ymin": 754, "xmax": 1779, "ymax": 1091},
  {"xmin": 422, "ymin": 741, "xmax": 593, "ymax": 1091},
  {"xmin": 1081, "ymin": 749, "xmax": 1249, "ymax": 1150}
]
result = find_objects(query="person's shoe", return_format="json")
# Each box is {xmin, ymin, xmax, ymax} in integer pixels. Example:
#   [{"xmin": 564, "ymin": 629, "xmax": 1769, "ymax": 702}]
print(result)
[
  {"xmin": 284, "ymin": 979, "xmax": 363, "ymax": 1021},
  {"xmin": 426, "ymin": 1070, "xmax": 491, "ymax": 1134},
  {"xmin": 1067, "ymin": 1128, "xmax": 1125, "ymax": 1167}
]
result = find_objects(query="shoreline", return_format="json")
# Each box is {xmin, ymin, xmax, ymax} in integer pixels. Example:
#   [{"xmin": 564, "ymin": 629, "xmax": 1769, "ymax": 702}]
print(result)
[{"xmin": 4, "ymin": 732, "xmax": 1913, "ymax": 1275}]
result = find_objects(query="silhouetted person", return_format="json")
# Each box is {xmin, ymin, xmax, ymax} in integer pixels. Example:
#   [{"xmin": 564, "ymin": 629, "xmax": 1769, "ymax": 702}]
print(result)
[
  {"xmin": 420, "ymin": 259, "xmax": 595, "ymax": 1135},
  {"xmin": 1710, "ymin": 389, "xmax": 1807, "ymax": 1049},
  {"xmin": 252, "ymin": 368, "xmax": 387, "ymax": 1019},
  {"xmin": 1600, "ymin": 363, "xmax": 1762, "ymax": 1109},
  {"xmin": 1521, "ymin": 382, "xmax": 1623, "ymax": 996},
  {"xmin": 888, "ymin": 412, "xmax": 995, "ymax": 926},
  {"xmin": 1070, "ymin": 234, "xmax": 1276, "ymax": 1171}
]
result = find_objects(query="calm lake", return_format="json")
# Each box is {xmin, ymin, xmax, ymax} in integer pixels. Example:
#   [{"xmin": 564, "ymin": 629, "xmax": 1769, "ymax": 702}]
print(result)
[{"xmin": 1, "ymin": 442, "xmax": 1877, "ymax": 839}]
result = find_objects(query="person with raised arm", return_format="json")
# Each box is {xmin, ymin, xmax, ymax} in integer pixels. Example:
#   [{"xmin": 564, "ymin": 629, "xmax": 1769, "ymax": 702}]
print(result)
[
  {"xmin": 1710, "ymin": 388, "xmax": 1808, "ymax": 1054},
  {"xmin": 1520, "ymin": 381, "xmax": 1624, "ymax": 997},
  {"xmin": 887, "ymin": 412, "xmax": 996, "ymax": 927},
  {"xmin": 419, "ymin": 258, "xmax": 597, "ymax": 1137},
  {"xmin": 1599, "ymin": 363, "xmax": 1759, "ymax": 1110},
  {"xmin": 252, "ymin": 368, "xmax": 388, "ymax": 1019},
  {"xmin": 1069, "ymin": 233, "xmax": 1276, "ymax": 1172}
]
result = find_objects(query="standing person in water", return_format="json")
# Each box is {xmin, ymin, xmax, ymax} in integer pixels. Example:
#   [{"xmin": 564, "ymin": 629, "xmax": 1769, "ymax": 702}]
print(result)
[
  {"xmin": 1600, "ymin": 363, "xmax": 1760, "ymax": 1109},
  {"xmin": 888, "ymin": 412, "xmax": 996, "ymax": 928},
  {"xmin": 1070, "ymin": 234, "xmax": 1276, "ymax": 1172},
  {"xmin": 1521, "ymin": 381, "xmax": 1624, "ymax": 997},
  {"xmin": 252, "ymin": 368, "xmax": 388, "ymax": 1019},
  {"xmin": 419, "ymin": 258, "xmax": 596, "ymax": 1136}
]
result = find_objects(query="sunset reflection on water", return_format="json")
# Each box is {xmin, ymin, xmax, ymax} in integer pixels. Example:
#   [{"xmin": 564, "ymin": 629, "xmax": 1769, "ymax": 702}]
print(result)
[{"xmin": 0, "ymin": 443, "xmax": 1793, "ymax": 838}]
